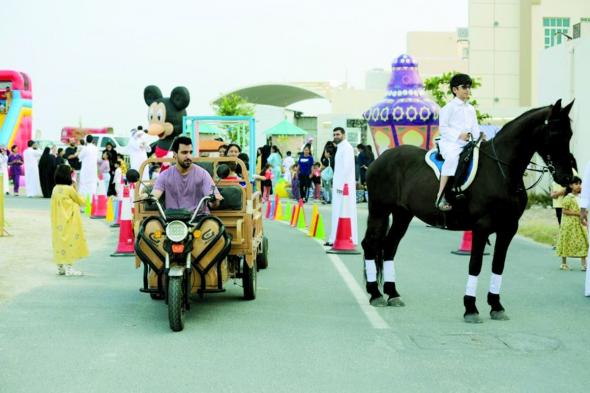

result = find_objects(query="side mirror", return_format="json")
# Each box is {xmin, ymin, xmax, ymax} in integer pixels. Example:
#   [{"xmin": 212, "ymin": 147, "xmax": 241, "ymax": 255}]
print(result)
[
  {"xmin": 216, "ymin": 164, "xmax": 230, "ymax": 179},
  {"xmin": 126, "ymin": 169, "xmax": 140, "ymax": 183}
]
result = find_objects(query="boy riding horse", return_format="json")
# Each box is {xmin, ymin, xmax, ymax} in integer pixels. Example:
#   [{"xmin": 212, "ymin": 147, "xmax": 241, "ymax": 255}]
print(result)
[{"xmin": 436, "ymin": 73, "xmax": 485, "ymax": 211}]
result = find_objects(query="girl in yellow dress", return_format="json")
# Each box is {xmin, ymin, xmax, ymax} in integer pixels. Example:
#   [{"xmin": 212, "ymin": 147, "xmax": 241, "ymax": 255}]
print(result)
[
  {"xmin": 556, "ymin": 176, "xmax": 588, "ymax": 271},
  {"xmin": 51, "ymin": 165, "xmax": 89, "ymax": 276}
]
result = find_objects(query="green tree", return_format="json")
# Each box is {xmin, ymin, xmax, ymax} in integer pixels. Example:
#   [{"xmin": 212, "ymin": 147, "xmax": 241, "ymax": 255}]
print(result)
[
  {"xmin": 212, "ymin": 94, "xmax": 255, "ymax": 143},
  {"xmin": 423, "ymin": 71, "xmax": 491, "ymax": 124}
]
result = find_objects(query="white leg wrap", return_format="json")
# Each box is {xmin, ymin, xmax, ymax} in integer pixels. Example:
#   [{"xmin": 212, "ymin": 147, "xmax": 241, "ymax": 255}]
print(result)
[
  {"xmin": 365, "ymin": 260, "xmax": 377, "ymax": 282},
  {"xmin": 489, "ymin": 273, "xmax": 502, "ymax": 295},
  {"xmin": 465, "ymin": 275, "xmax": 478, "ymax": 297},
  {"xmin": 383, "ymin": 260, "xmax": 395, "ymax": 282}
]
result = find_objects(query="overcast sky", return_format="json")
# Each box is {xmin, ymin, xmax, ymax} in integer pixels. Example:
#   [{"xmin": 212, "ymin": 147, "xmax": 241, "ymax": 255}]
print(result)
[{"xmin": 2, "ymin": 0, "xmax": 467, "ymax": 140}]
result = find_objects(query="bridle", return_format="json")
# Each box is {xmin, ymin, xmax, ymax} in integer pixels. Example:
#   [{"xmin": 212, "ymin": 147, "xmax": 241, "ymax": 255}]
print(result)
[{"xmin": 478, "ymin": 118, "xmax": 559, "ymax": 191}]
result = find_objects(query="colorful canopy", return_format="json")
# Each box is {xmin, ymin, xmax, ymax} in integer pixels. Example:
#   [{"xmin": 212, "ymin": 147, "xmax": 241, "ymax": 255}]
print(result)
[{"xmin": 264, "ymin": 120, "xmax": 307, "ymax": 136}]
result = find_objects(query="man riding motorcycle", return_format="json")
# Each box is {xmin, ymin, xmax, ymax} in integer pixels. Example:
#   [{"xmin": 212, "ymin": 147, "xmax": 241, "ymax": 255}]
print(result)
[{"xmin": 149, "ymin": 135, "xmax": 223, "ymax": 209}]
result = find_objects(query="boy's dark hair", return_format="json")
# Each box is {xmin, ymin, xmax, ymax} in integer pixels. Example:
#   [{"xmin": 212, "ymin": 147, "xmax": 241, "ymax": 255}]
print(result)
[
  {"xmin": 314, "ymin": 162, "xmax": 321, "ymax": 166},
  {"xmin": 11, "ymin": 144, "xmax": 17, "ymax": 151},
  {"xmin": 333, "ymin": 127, "xmax": 345, "ymax": 134},
  {"xmin": 27, "ymin": 140, "xmax": 34, "ymax": 147},
  {"xmin": 54, "ymin": 164, "xmax": 73, "ymax": 186},
  {"xmin": 218, "ymin": 144, "xmax": 228, "ymax": 151},
  {"xmin": 85, "ymin": 134, "xmax": 93, "ymax": 143},
  {"xmin": 171, "ymin": 136, "xmax": 193, "ymax": 153},
  {"xmin": 286, "ymin": 151, "xmax": 291, "ymax": 156}
]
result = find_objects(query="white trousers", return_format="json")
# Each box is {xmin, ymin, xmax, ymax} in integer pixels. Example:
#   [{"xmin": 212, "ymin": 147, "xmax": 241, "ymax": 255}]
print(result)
[{"xmin": 439, "ymin": 142, "xmax": 463, "ymax": 177}]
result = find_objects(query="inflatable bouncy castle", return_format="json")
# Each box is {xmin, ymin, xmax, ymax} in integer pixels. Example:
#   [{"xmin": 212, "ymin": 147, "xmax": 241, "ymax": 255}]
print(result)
[{"xmin": 0, "ymin": 71, "xmax": 32, "ymax": 153}]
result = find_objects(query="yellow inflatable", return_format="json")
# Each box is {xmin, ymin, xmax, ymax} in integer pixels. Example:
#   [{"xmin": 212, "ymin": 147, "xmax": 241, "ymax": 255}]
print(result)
[{"xmin": 274, "ymin": 179, "xmax": 289, "ymax": 198}]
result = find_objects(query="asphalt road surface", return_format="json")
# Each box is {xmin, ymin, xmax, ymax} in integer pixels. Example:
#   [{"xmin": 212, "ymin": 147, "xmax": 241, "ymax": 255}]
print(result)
[{"xmin": 0, "ymin": 197, "xmax": 588, "ymax": 393}]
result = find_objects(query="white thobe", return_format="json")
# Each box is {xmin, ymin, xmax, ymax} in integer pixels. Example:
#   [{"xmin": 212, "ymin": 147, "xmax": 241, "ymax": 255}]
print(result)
[
  {"xmin": 282, "ymin": 156, "xmax": 295, "ymax": 183},
  {"xmin": 580, "ymin": 162, "xmax": 590, "ymax": 296},
  {"xmin": 0, "ymin": 154, "xmax": 8, "ymax": 193},
  {"xmin": 23, "ymin": 147, "xmax": 42, "ymax": 197},
  {"xmin": 78, "ymin": 143, "xmax": 99, "ymax": 198},
  {"xmin": 128, "ymin": 133, "xmax": 151, "ymax": 182},
  {"xmin": 439, "ymin": 97, "xmax": 481, "ymax": 176},
  {"xmin": 329, "ymin": 139, "xmax": 358, "ymax": 244}
]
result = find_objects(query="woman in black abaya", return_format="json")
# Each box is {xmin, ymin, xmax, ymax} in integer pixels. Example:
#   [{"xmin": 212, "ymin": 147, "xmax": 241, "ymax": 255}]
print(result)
[{"xmin": 38, "ymin": 147, "xmax": 57, "ymax": 198}]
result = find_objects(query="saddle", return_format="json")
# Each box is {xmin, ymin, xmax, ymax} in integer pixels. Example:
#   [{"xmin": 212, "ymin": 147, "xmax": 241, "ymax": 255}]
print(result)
[{"xmin": 425, "ymin": 139, "xmax": 482, "ymax": 193}]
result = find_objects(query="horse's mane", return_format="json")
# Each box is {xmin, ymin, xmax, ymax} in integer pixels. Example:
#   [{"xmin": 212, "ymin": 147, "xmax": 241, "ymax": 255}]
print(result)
[{"xmin": 493, "ymin": 105, "xmax": 550, "ymax": 143}]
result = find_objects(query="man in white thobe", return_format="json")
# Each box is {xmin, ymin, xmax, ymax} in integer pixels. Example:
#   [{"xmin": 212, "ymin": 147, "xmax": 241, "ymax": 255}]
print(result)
[
  {"xmin": 579, "ymin": 161, "xmax": 590, "ymax": 296},
  {"xmin": 128, "ymin": 127, "xmax": 151, "ymax": 182},
  {"xmin": 437, "ymin": 73, "xmax": 483, "ymax": 211},
  {"xmin": 78, "ymin": 135, "xmax": 99, "ymax": 198},
  {"xmin": 23, "ymin": 140, "xmax": 42, "ymax": 197},
  {"xmin": 327, "ymin": 127, "xmax": 357, "ymax": 246}
]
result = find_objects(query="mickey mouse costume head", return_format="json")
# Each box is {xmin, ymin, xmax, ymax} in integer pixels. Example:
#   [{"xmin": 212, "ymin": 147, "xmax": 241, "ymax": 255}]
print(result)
[{"xmin": 144, "ymin": 85, "xmax": 190, "ymax": 159}]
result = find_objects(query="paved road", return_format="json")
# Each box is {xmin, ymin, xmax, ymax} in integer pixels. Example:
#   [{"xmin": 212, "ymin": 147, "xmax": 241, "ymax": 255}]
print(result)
[{"xmin": 0, "ymin": 197, "xmax": 589, "ymax": 393}]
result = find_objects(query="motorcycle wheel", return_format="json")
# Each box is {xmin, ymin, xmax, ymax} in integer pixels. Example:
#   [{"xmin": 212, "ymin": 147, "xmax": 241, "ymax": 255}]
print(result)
[
  {"xmin": 242, "ymin": 257, "xmax": 257, "ymax": 300},
  {"xmin": 168, "ymin": 277, "xmax": 185, "ymax": 332},
  {"xmin": 256, "ymin": 236, "xmax": 269, "ymax": 270}
]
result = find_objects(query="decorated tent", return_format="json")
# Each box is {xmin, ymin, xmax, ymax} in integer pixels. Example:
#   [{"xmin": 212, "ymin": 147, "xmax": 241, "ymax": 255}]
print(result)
[{"xmin": 264, "ymin": 120, "xmax": 307, "ymax": 155}]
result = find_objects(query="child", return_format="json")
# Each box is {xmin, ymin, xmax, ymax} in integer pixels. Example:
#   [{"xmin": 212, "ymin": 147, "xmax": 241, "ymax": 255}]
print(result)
[
  {"xmin": 51, "ymin": 165, "xmax": 89, "ymax": 276},
  {"xmin": 290, "ymin": 163, "xmax": 300, "ymax": 201},
  {"xmin": 260, "ymin": 164, "xmax": 273, "ymax": 202},
  {"xmin": 556, "ymin": 176, "xmax": 588, "ymax": 271},
  {"xmin": 113, "ymin": 160, "xmax": 123, "ymax": 199},
  {"xmin": 311, "ymin": 162, "xmax": 322, "ymax": 200},
  {"xmin": 117, "ymin": 154, "xmax": 128, "ymax": 174},
  {"xmin": 99, "ymin": 150, "xmax": 111, "ymax": 193}
]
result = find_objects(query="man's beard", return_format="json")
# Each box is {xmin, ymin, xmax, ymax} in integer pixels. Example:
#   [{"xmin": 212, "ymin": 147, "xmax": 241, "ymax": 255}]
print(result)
[{"xmin": 179, "ymin": 159, "xmax": 192, "ymax": 169}]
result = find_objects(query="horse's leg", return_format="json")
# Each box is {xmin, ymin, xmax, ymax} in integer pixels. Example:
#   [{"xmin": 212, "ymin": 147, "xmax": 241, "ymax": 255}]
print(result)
[
  {"xmin": 463, "ymin": 226, "xmax": 490, "ymax": 323},
  {"xmin": 382, "ymin": 209, "xmax": 413, "ymax": 307},
  {"xmin": 361, "ymin": 203, "xmax": 389, "ymax": 307},
  {"xmin": 487, "ymin": 225, "xmax": 517, "ymax": 321}
]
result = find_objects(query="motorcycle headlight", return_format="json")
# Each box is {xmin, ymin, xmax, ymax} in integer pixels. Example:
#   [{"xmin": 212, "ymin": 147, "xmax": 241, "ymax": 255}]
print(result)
[{"xmin": 166, "ymin": 220, "xmax": 188, "ymax": 242}]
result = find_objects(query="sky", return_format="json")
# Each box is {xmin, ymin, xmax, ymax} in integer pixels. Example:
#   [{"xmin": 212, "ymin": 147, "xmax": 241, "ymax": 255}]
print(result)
[{"xmin": 2, "ymin": 0, "xmax": 467, "ymax": 140}]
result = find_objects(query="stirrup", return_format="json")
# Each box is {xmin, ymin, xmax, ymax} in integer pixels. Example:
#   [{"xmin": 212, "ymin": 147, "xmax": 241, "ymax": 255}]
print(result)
[{"xmin": 436, "ymin": 196, "xmax": 452, "ymax": 212}]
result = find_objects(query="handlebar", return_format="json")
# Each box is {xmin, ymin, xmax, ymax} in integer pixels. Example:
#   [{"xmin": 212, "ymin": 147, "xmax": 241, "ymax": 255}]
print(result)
[{"xmin": 135, "ymin": 194, "xmax": 216, "ymax": 224}]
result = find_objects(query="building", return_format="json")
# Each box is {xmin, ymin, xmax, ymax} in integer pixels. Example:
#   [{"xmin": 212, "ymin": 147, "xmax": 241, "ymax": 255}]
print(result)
[
  {"xmin": 468, "ymin": 0, "xmax": 590, "ymax": 115},
  {"xmin": 406, "ymin": 31, "xmax": 469, "ymax": 78}
]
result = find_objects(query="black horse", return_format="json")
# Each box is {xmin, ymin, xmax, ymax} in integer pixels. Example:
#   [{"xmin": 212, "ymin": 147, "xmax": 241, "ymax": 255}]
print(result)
[{"xmin": 362, "ymin": 99, "xmax": 574, "ymax": 323}]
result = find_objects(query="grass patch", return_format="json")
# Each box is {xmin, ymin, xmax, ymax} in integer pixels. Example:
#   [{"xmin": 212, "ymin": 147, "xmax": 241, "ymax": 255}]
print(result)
[{"xmin": 518, "ymin": 221, "xmax": 559, "ymax": 246}]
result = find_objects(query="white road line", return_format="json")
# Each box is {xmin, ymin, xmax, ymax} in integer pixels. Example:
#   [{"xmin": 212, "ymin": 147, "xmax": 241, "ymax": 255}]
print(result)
[
  {"xmin": 320, "ymin": 241, "xmax": 390, "ymax": 330},
  {"xmin": 270, "ymin": 218, "xmax": 391, "ymax": 329}
]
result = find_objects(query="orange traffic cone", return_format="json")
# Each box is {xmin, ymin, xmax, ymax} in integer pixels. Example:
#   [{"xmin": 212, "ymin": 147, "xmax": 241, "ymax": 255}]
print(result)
[
  {"xmin": 451, "ymin": 231, "xmax": 490, "ymax": 256},
  {"xmin": 327, "ymin": 184, "xmax": 360, "ymax": 254},
  {"xmin": 111, "ymin": 185, "xmax": 134, "ymax": 257},
  {"xmin": 291, "ymin": 199, "xmax": 303, "ymax": 227}
]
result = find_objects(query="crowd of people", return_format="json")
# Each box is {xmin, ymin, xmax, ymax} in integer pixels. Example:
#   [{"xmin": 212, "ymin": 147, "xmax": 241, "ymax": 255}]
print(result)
[{"xmin": 215, "ymin": 136, "xmax": 375, "ymax": 206}]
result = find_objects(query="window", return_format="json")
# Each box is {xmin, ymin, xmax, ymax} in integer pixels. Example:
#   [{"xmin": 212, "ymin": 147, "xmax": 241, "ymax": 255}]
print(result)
[{"xmin": 543, "ymin": 17, "xmax": 571, "ymax": 48}]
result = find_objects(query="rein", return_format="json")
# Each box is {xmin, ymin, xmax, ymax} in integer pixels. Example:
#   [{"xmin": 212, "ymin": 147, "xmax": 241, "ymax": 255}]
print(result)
[{"xmin": 477, "ymin": 137, "xmax": 554, "ymax": 192}]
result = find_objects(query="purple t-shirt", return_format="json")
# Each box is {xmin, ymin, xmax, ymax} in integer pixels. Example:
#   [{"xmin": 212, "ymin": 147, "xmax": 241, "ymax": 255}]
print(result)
[{"xmin": 154, "ymin": 165, "xmax": 216, "ymax": 211}]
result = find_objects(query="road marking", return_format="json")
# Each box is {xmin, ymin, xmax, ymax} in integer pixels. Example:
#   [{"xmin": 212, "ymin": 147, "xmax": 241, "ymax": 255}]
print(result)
[
  {"xmin": 270, "ymin": 217, "xmax": 391, "ymax": 330},
  {"xmin": 323, "ymin": 245, "xmax": 390, "ymax": 330}
]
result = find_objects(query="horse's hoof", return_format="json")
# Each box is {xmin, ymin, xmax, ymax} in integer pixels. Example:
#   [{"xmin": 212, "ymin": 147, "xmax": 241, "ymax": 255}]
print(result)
[
  {"xmin": 464, "ymin": 313, "xmax": 483, "ymax": 324},
  {"xmin": 387, "ymin": 297, "xmax": 405, "ymax": 307},
  {"xmin": 370, "ymin": 296, "xmax": 387, "ymax": 307},
  {"xmin": 490, "ymin": 310, "xmax": 510, "ymax": 321}
]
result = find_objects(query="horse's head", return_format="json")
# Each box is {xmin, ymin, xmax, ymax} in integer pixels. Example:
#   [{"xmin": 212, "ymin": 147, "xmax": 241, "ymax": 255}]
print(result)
[{"xmin": 535, "ymin": 99, "xmax": 575, "ymax": 186}]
